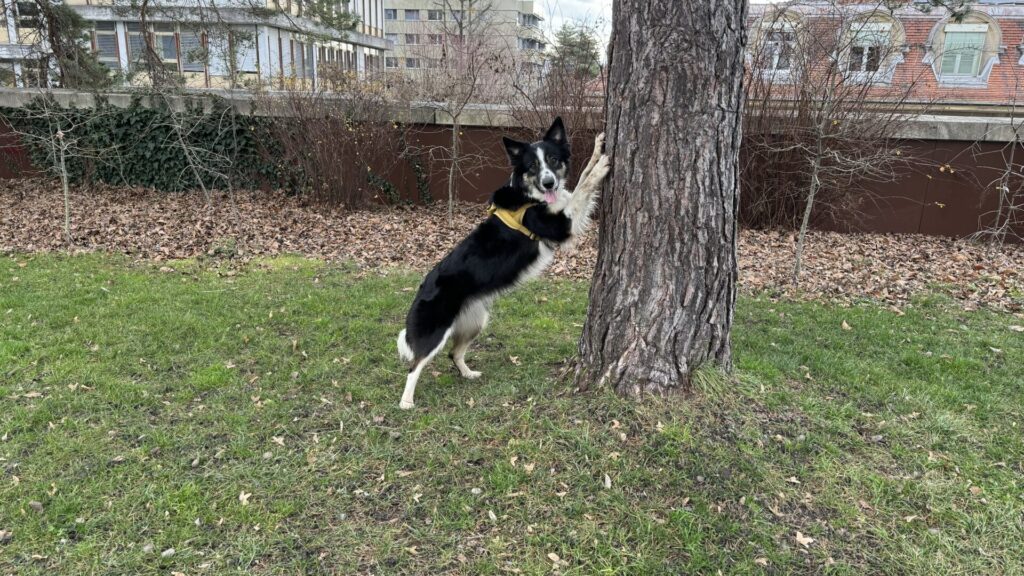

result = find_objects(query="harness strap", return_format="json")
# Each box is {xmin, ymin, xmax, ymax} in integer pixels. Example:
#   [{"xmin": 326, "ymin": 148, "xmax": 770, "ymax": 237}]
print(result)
[{"xmin": 487, "ymin": 203, "xmax": 539, "ymax": 241}]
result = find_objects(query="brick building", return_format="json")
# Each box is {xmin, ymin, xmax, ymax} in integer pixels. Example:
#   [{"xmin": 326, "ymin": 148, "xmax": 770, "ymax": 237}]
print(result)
[{"xmin": 748, "ymin": 0, "xmax": 1024, "ymax": 106}]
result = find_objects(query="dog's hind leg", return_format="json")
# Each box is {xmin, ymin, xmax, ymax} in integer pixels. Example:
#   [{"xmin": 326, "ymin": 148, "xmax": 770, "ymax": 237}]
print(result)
[
  {"xmin": 399, "ymin": 327, "xmax": 452, "ymax": 410},
  {"xmin": 449, "ymin": 300, "xmax": 489, "ymax": 379}
]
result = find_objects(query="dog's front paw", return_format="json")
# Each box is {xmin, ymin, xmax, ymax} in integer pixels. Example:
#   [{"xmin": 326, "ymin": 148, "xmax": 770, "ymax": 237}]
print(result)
[
  {"xmin": 594, "ymin": 132, "xmax": 606, "ymax": 152},
  {"xmin": 461, "ymin": 370, "xmax": 482, "ymax": 380},
  {"xmin": 399, "ymin": 399, "xmax": 415, "ymax": 410},
  {"xmin": 592, "ymin": 155, "xmax": 611, "ymax": 181}
]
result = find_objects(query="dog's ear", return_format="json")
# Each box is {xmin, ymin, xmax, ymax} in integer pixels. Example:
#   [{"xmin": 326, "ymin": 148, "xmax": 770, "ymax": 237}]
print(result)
[
  {"xmin": 544, "ymin": 117, "xmax": 566, "ymax": 146},
  {"xmin": 503, "ymin": 136, "xmax": 528, "ymax": 163}
]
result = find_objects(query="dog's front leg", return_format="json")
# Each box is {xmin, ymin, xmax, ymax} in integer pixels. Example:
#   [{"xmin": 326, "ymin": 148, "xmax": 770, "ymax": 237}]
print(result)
[
  {"xmin": 576, "ymin": 132, "xmax": 606, "ymax": 189},
  {"xmin": 565, "ymin": 152, "xmax": 611, "ymax": 237}
]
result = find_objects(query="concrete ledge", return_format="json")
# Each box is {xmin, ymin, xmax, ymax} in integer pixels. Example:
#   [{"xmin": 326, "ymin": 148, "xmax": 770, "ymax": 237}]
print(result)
[
  {"xmin": 897, "ymin": 114, "xmax": 1023, "ymax": 142},
  {"xmin": 0, "ymin": 88, "xmax": 1020, "ymax": 142}
]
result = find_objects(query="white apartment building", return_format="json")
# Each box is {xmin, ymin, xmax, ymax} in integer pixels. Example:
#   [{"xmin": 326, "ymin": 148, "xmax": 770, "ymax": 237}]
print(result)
[
  {"xmin": 381, "ymin": 0, "xmax": 545, "ymax": 74},
  {"xmin": 0, "ymin": 0, "xmax": 392, "ymax": 89}
]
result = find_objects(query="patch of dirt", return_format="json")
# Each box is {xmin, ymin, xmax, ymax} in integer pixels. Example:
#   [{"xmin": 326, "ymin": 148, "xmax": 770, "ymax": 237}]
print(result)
[{"xmin": 2, "ymin": 178, "xmax": 1023, "ymax": 311}]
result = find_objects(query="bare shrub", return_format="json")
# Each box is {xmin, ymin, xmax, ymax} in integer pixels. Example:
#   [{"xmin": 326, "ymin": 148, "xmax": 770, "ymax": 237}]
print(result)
[
  {"xmin": 744, "ymin": 0, "xmax": 938, "ymax": 282},
  {"xmin": 254, "ymin": 77, "xmax": 414, "ymax": 208}
]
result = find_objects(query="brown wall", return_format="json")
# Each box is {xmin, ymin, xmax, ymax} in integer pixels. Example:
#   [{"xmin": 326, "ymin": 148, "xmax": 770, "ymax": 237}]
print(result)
[
  {"xmin": 1, "ymin": 121, "xmax": 1020, "ymax": 240},
  {"xmin": 391, "ymin": 128, "xmax": 1022, "ymax": 240},
  {"xmin": 383, "ymin": 124, "xmax": 599, "ymax": 204},
  {"xmin": 816, "ymin": 139, "xmax": 1024, "ymax": 238}
]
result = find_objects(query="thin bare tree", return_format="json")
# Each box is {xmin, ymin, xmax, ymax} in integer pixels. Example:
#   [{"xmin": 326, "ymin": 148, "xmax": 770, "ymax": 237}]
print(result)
[
  {"xmin": 745, "ymin": 0, "xmax": 936, "ymax": 284},
  {"xmin": 405, "ymin": 0, "xmax": 520, "ymax": 224}
]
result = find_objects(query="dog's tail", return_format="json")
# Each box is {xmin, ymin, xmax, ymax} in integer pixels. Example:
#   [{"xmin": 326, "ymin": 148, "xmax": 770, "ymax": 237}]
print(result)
[{"xmin": 397, "ymin": 329, "xmax": 414, "ymax": 363}]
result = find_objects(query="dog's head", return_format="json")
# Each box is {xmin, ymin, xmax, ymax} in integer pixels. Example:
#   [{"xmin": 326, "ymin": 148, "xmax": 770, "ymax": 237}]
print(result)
[{"xmin": 503, "ymin": 117, "xmax": 571, "ymax": 205}]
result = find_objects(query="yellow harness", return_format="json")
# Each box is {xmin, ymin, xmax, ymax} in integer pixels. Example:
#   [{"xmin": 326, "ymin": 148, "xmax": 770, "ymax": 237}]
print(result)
[{"xmin": 487, "ymin": 203, "xmax": 539, "ymax": 241}]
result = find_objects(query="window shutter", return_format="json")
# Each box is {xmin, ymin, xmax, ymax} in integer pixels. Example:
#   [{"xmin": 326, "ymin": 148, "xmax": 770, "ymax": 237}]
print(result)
[
  {"xmin": 181, "ymin": 31, "xmax": 204, "ymax": 72},
  {"xmin": 96, "ymin": 34, "xmax": 117, "ymax": 59}
]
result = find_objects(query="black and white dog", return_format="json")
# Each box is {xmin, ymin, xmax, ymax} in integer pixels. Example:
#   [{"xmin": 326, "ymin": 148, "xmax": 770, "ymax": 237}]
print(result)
[{"xmin": 396, "ymin": 118, "xmax": 611, "ymax": 409}]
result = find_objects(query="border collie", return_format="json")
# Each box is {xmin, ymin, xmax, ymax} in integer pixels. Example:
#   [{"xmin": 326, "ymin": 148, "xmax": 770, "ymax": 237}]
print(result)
[{"xmin": 396, "ymin": 117, "xmax": 611, "ymax": 410}]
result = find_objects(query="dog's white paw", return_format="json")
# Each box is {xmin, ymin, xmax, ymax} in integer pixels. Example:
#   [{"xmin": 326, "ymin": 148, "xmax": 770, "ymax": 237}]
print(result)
[
  {"xmin": 594, "ymin": 132, "xmax": 606, "ymax": 152},
  {"xmin": 592, "ymin": 155, "xmax": 611, "ymax": 180},
  {"xmin": 460, "ymin": 370, "xmax": 482, "ymax": 380},
  {"xmin": 399, "ymin": 399, "xmax": 415, "ymax": 410}
]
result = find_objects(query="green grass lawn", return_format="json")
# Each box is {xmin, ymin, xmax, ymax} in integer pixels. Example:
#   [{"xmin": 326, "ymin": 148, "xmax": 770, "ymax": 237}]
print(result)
[{"xmin": 1, "ymin": 254, "xmax": 1022, "ymax": 575}]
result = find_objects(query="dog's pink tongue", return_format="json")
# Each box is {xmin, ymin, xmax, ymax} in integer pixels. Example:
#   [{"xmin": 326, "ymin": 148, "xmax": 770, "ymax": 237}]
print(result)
[{"xmin": 544, "ymin": 190, "xmax": 557, "ymax": 204}]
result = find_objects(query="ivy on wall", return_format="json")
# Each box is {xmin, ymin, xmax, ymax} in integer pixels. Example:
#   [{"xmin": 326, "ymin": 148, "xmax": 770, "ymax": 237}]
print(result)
[
  {"xmin": 3, "ymin": 94, "xmax": 407, "ymax": 202},
  {"xmin": 4, "ymin": 94, "xmax": 283, "ymax": 193}
]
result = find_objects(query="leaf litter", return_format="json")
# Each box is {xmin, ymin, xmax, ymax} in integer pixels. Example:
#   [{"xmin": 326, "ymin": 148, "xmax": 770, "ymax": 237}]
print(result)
[{"xmin": 2, "ymin": 179, "xmax": 1022, "ymax": 310}]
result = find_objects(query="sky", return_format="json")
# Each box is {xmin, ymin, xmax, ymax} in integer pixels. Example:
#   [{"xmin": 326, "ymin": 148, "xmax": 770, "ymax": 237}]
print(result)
[
  {"xmin": 537, "ymin": 0, "xmax": 775, "ymax": 54},
  {"xmin": 535, "ymin": 0, "xmax": 615, "ymax": 49}
]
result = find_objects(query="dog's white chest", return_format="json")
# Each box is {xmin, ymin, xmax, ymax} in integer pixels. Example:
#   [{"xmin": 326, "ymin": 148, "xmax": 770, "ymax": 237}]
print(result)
[{"xmin": 516, "ymin": 243, "xmax": 555, "ymax": 285}]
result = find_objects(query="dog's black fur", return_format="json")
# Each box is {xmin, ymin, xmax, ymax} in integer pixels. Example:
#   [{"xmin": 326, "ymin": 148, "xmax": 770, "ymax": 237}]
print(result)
[{"xmin": 396, "ymin": 117, "xmax": 609, "ymax": 409}]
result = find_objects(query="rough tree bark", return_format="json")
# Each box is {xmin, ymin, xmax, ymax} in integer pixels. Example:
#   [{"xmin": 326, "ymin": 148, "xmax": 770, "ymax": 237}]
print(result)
[{"xmin": 575, "ymin": 0, "xmax": 747, "ymax": 397}]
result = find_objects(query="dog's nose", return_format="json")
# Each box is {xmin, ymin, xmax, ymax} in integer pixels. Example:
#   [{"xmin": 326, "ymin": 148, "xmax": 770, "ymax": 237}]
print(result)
[{"xmin": 542, "ymin": 178, "xmax": 556, "ymax": 190}]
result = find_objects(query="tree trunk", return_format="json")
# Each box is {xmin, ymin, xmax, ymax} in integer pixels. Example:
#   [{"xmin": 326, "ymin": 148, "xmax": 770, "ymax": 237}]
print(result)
[
  {"xmin": 448, "ymin": 117, "xmax": 460, "ymax": 227},
  {"xmin": 575, "ymin": 0, "xmax": 747, "ymax": 398},
  {"xmin": 793, "ymin": 152, "xmax": 822, "ymax": 285}
]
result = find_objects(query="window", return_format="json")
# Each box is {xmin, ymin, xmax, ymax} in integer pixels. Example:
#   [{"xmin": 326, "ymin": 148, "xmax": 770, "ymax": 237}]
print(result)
[
  {"xmin": 15, "ymin": 2, "xmax": 40, "ymax": 29},
  {"xmin": 764, "ymin": 28, "xmax": 795, "ymax": 71},
  {"xmin": 406, "ymin": 57, "xmax": 420, "ymax": 68},
  {"xmin": 180, "ymin": 30, "xmax": 205, "ymax": 72},
  {"xmin": 405, "ymin": 9, "xmax": 420, "ymax": 21},
  {"xmin": 0, "ymin": 60, "xmax": 16, "ymax": 87},
  {"xmin": 305, "ymin": 43, "xmax": 314, "ymax": 79},
  {"xmin": 386, "ymin": 33, "xmax": 398, "ymax": 44},
  {"xmin": 520, "ymin": 14, "xmax": 539, "ymax": 28},
  {"xmin": 126, "ymin": 22, "xmax": 146, "ymax": 71},
  {"xmin": 385, "ymin": 56, "xmax": 398, "ymax": 68},
  {"xmin": 428, "ymin": 9, "xmax": 442, "ymax": 21},
  {"xmin": 153, "ymin": 23, "xmax": 178, "ymax": 69},
  {"xmin": 940, "ymin": 25, "xmax": 987, "ymax": 77},
  {"xmin": 93, "ymin": 22, "xmax": 120, "ymax": 71},
  {"xmin": 520, "ymin": 38, "xmax": 542, "ymax": 51},
  {"xmin": 405, "ymin": 34, "xmax": 419, "ymax": 45},
  {"xmin": 428, "ymin": 34, "xmax": 442, "ymax": 45},
  {"xmin": 230, "ymin": 28, "xmax": 259, "ymax": 73},
  {"xmin": 847, "ymin": 23, "xmax": 890, "ymax": 73},
  {"xmin": 385, "ymin": 9, "xmax": 396, "ymax": 20}
]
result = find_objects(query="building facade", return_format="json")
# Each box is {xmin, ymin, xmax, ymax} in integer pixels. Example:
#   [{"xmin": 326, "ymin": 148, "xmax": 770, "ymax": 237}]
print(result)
[
  {"xmin": 381, "ymin": 0, "xmax": 545, "ymax": 74},
  {"xmin": 748, "ymin": 1, "xmax": 1024, "ymax": 106},
  {"xmin": 0, "ymin": 0, "xmax": 391, "ymax": 89}
]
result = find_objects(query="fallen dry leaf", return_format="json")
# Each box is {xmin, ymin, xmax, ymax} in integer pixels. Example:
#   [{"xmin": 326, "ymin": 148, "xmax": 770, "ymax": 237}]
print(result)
[
  {"xmin": 795, "ymin": 531, "xmax": 815, "ymax": 548},
  {"xmin": 3, "ymin": 178, "xmax": 1021, "ymax": 311},
  {"xmin": 239, "ymin": 491, "xmax": 252, "ymax": 506}
]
